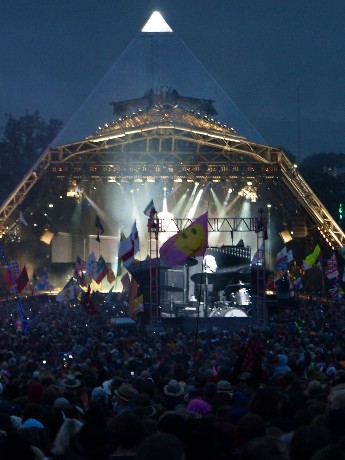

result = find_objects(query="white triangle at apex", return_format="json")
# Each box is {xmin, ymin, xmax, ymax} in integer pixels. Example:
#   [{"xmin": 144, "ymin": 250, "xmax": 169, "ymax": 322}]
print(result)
[{"xmin": 141, "ymin": 11, "xmax": 173, "ymax": 33}]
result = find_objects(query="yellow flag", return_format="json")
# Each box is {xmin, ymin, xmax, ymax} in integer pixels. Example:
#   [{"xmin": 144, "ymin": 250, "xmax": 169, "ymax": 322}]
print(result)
[
  {"xmin": 129, "ymin": 294, "xmax": 144, "ymax": 319},
  {"xmin": 107, "ymin": 266, "xmax": 116, "ymax": 283}
]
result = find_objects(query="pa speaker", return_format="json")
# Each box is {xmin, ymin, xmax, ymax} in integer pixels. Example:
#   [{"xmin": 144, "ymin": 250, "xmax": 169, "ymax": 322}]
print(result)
[
  {"xmin": 292, "ymin": 217, "xmax": 307, "ymax": 238},
  {"xmin": 279, "ymin": 230, "xmax": 293, "ymax": 243}
]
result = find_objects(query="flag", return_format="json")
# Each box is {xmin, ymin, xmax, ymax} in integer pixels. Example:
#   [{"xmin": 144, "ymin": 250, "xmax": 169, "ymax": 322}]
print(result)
[
  {"xmin": 116, "ymin": 232, "xmax": 125, "ymax": 276},
  {"xmin": 37, "ymin": 270, "xmax": 55, "ymax": 291},
  {"xmin": 277, "ymin": 246, "xmax": 287, "ymax": 260},
  {"xmin": 118, "ymin": 222, "xmax": 139, "ymax": 268},
  {"xmin": 4, "ymin": 261, "xmax": 20, "ymax": 289},
  {"xmin": 274, "ymin": 248, "xmax": 293, "ymax": 272},
  {"xmin": 274, "ymin": 246, "xmax": 287, "ymax": 271},
  {"xmin": 16, "ymin": 265, "xmax": 29, "ymax": 293},
  {"xmin": 105, "ymin": 286, "xmax": 114, "ymax": 303},
  {"xmin": 160, "ymin": 212, "xmax": 208, "ymax": 267},
  {"xmin": 85, "ymin": 252, "xmax": 98, "ymax": 280},
  {"xmin": 19, "ymin": 211, "xmax": 28, "ymax": 226},
  {"xmin": 302, "ymin": 244, "xmax": 321, "ymax": 270},
  {"xmin": 56, "ymin": 278, "xmax": 78, "ymax": 303},
  {"xmin": 75, "ymin": 256, "xmax": 86, "ymax": 272},
  {"xmin": 95, "ymin": 255, "xmax": 108, "ymax": 284},
  {"xmin": 144, "ymin": 199, "xmax": 156, "ymax": 216},
  {"xmin": 121, "ymin": 273, "xmax": 131, "ymax": 294},
  {"xmin": 129, "ymin": 276, "xmax": 139, "ymax": 303},
  {"xmin": 131, "ymin": 221, "xmax": 139, "ymax": 255},
  {"xmin": 251, "ymin": 244, "xmax": 264, "ymax": 265},
  {"xmin": 81, "ymin": 285, "xmax": 99, "ymax": 316},
  {"xmin": 107, "ymin": 266, "xmax": 116, "ymax": 284},
  {"xmin": 79, "ymin": 272, "xmax": 88, "ymax": 287},
  {"xmin": 287, "ymin": 249, "xmax": 294, "ymax": 263},
  {"xmin": 329, "ymin": 280, "xmax": 339, "ymax": 298},
  {"xmin": 95, "ymin": 215, "xmax": 104, "ymax": 234},
  {"xmin": 289, "ymin": 276, "xmax": 303, "ymax": 297},
  {"xmin": 74, "ymin": 270, "xmax": 87, "ymax": 288},
  {"xmin": 118, "ymin": 234, "xmax": 133, "ymax": 267},
  {"xmin": 129, "ymin": 294, "xmax": 144, "ymax": 319},
  {"xmin": 325, "ymin": 253, "xmax": 339, "ymax": 279}
]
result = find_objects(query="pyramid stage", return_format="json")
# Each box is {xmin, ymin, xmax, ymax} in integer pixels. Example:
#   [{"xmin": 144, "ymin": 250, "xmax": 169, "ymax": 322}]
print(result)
[{"xmin": 0, "ymin": 12, "xmax": 343, "ymax": 330}]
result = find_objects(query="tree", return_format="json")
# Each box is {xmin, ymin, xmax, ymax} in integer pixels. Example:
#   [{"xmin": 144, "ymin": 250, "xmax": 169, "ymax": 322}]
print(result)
[{"xmin": 0, "ymin": 111, "xmax": 62, "ymax": 202}]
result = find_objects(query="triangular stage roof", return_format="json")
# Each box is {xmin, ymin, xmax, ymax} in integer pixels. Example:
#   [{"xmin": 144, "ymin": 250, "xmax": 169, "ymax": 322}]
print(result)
[
  {"xmin": 2, "ymin": 12, "xmax": 344, "ymax": 254},
  {"xmin": 51, "ymin": 12, "xmax": 265, "ymax": 148}
]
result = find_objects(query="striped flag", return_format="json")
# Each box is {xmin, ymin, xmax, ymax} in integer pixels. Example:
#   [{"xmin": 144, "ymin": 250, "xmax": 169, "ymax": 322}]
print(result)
[
  {"xmin": 16, "ymin": 266, "xmax": 29, "ymax": 293},
  {"xmin": 75, "ymin": 256, "xmax": 86, "ymax": 271},
  {"xmin": 329, "ymin": 280, "xmax": 339, "ymax": 298},
  {"xmin": 118, "ymin": 221, "xmax": 140, "ymax": 268},
  {"xmin": 325, "ymin": 253, "xmax": 339, "ymax": 279}
]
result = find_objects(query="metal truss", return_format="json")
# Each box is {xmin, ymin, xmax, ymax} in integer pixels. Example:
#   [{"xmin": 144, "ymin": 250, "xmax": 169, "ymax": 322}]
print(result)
[
  {"xmin": 1, "ymin": 107, "xmax": 344, "ymax": 250},
  {"xmin": 159, "ymin": 217, "xmax": 259, "ymax": 233},
  {"xmin": 279, "ymin": 152, "xmax": 345, "ymax": 249},
  {"xmin": 0, "ymin": 149, "xmax": 52, "ymax": 235}
]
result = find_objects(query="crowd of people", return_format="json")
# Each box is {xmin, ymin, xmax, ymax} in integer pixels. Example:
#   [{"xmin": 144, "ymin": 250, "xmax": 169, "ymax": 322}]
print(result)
[{"xmin": 0, "ymin": 294, "xmax": 344, "ymax": 459}]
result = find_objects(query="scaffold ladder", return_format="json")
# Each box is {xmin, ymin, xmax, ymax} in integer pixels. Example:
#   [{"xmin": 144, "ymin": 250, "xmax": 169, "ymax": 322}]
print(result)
[
  {"xmin": 255, "ymin": 210, "xmax": 268, "ymax": 328},
  {"xmin": 147, "ymin": 212, "xmax": 160, "ymax": 324}
]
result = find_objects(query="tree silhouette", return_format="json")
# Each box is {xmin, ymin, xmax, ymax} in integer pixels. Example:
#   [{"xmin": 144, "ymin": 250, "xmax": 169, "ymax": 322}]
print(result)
[{"xmin": 0, "ymin": 111, "xmax": 62, "ymax": 202}]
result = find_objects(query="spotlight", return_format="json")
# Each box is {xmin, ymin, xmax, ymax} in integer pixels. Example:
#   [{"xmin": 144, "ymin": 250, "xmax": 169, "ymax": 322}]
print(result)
[
  {"xmin": 66, "ymin": 179, "xmax": 83, "ymax": 198},
  {"xmin": 40, "ymin": 229, "xmax": 54, "ymax": 245},
  {"xmin": 238, "ymin": 183, "xmax": 257, "ymax": 202},
  {"xmin": 279, "ymin": 230, "xmax": 293, "ymax": 243}
]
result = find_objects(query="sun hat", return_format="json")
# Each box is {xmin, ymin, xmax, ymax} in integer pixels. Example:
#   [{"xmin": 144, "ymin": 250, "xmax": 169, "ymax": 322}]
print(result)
[
  {"xmin": 21, "ymin": 417, "xmax": 44, "ymax": 429},
  {"xmin": 217, "ymin": 380, "xmax": 232, "ymax": 392},
  {"xmin": 114, "ymin": 383, "xmax": 138, "ymax": 402},
  {"xmin": 238, "ymin": 372, "xmax": 251, "ymax": 381},
  {"xmin": 102, "ymin": 379, "xmax": 113, "ymax": 396},
  {"xmin": 186, "ymin": 398, "xmax": 212, "ymax": 415},
  {"xmin": 60, "ymin": 374, "xmax": 81, "ymax": 389},
  {"xmin": 164, "ymin": 380, "xmax": 185, "ymax": 397},
  {"xmin": 72, "ymin": 421, "xmax": 112, "ymax": 458},
  {"xmin": 91, "ymin": 386, "xmax": 108, "ymax": 406},
  {"xmin": 53, "ymin": 397, "xmax": 70, "ymax": 409}
]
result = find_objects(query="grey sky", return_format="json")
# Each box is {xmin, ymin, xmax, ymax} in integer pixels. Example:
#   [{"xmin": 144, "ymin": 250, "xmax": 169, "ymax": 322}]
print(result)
[{"xmin": 1, "ymin": 0, "xmax": 344, "ymax": 159}]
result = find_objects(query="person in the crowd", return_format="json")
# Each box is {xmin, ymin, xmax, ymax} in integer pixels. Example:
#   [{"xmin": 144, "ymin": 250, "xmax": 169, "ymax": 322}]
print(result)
[
  {"xmin": 136, "ymin": 432, "xmax": 185, "ymax": 460},
  {"xmin": 108, "ymin": 412, "xmax": 147, "ymax": 459},
  {"xmin": 48, "ymin": 418, "xmax": 83, "ymax": 458},
  {"xmin": 0, "ymin": 293, "xmax": 344, "ymax": 458}
]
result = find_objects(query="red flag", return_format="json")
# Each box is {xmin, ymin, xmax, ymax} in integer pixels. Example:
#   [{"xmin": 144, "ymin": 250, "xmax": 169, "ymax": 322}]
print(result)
[
  {"xmin": 4, "ymin": 268, "xmax": 12, "ymax": 289},
  {"xmin": 16, "ymin": 265, "xmax": 29, "ymax": 293}
]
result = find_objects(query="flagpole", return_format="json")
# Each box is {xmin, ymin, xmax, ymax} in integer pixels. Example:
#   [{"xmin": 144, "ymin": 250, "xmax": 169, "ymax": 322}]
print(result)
[{"xmin": 192, "ymin": 255, "xmax": 206, "ymax": 369}]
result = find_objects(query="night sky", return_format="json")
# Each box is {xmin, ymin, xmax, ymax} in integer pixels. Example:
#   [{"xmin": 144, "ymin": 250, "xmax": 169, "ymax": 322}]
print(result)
[{"xmin": 1, "ymin": 0, "xmax": 344, "ymax": 160}]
